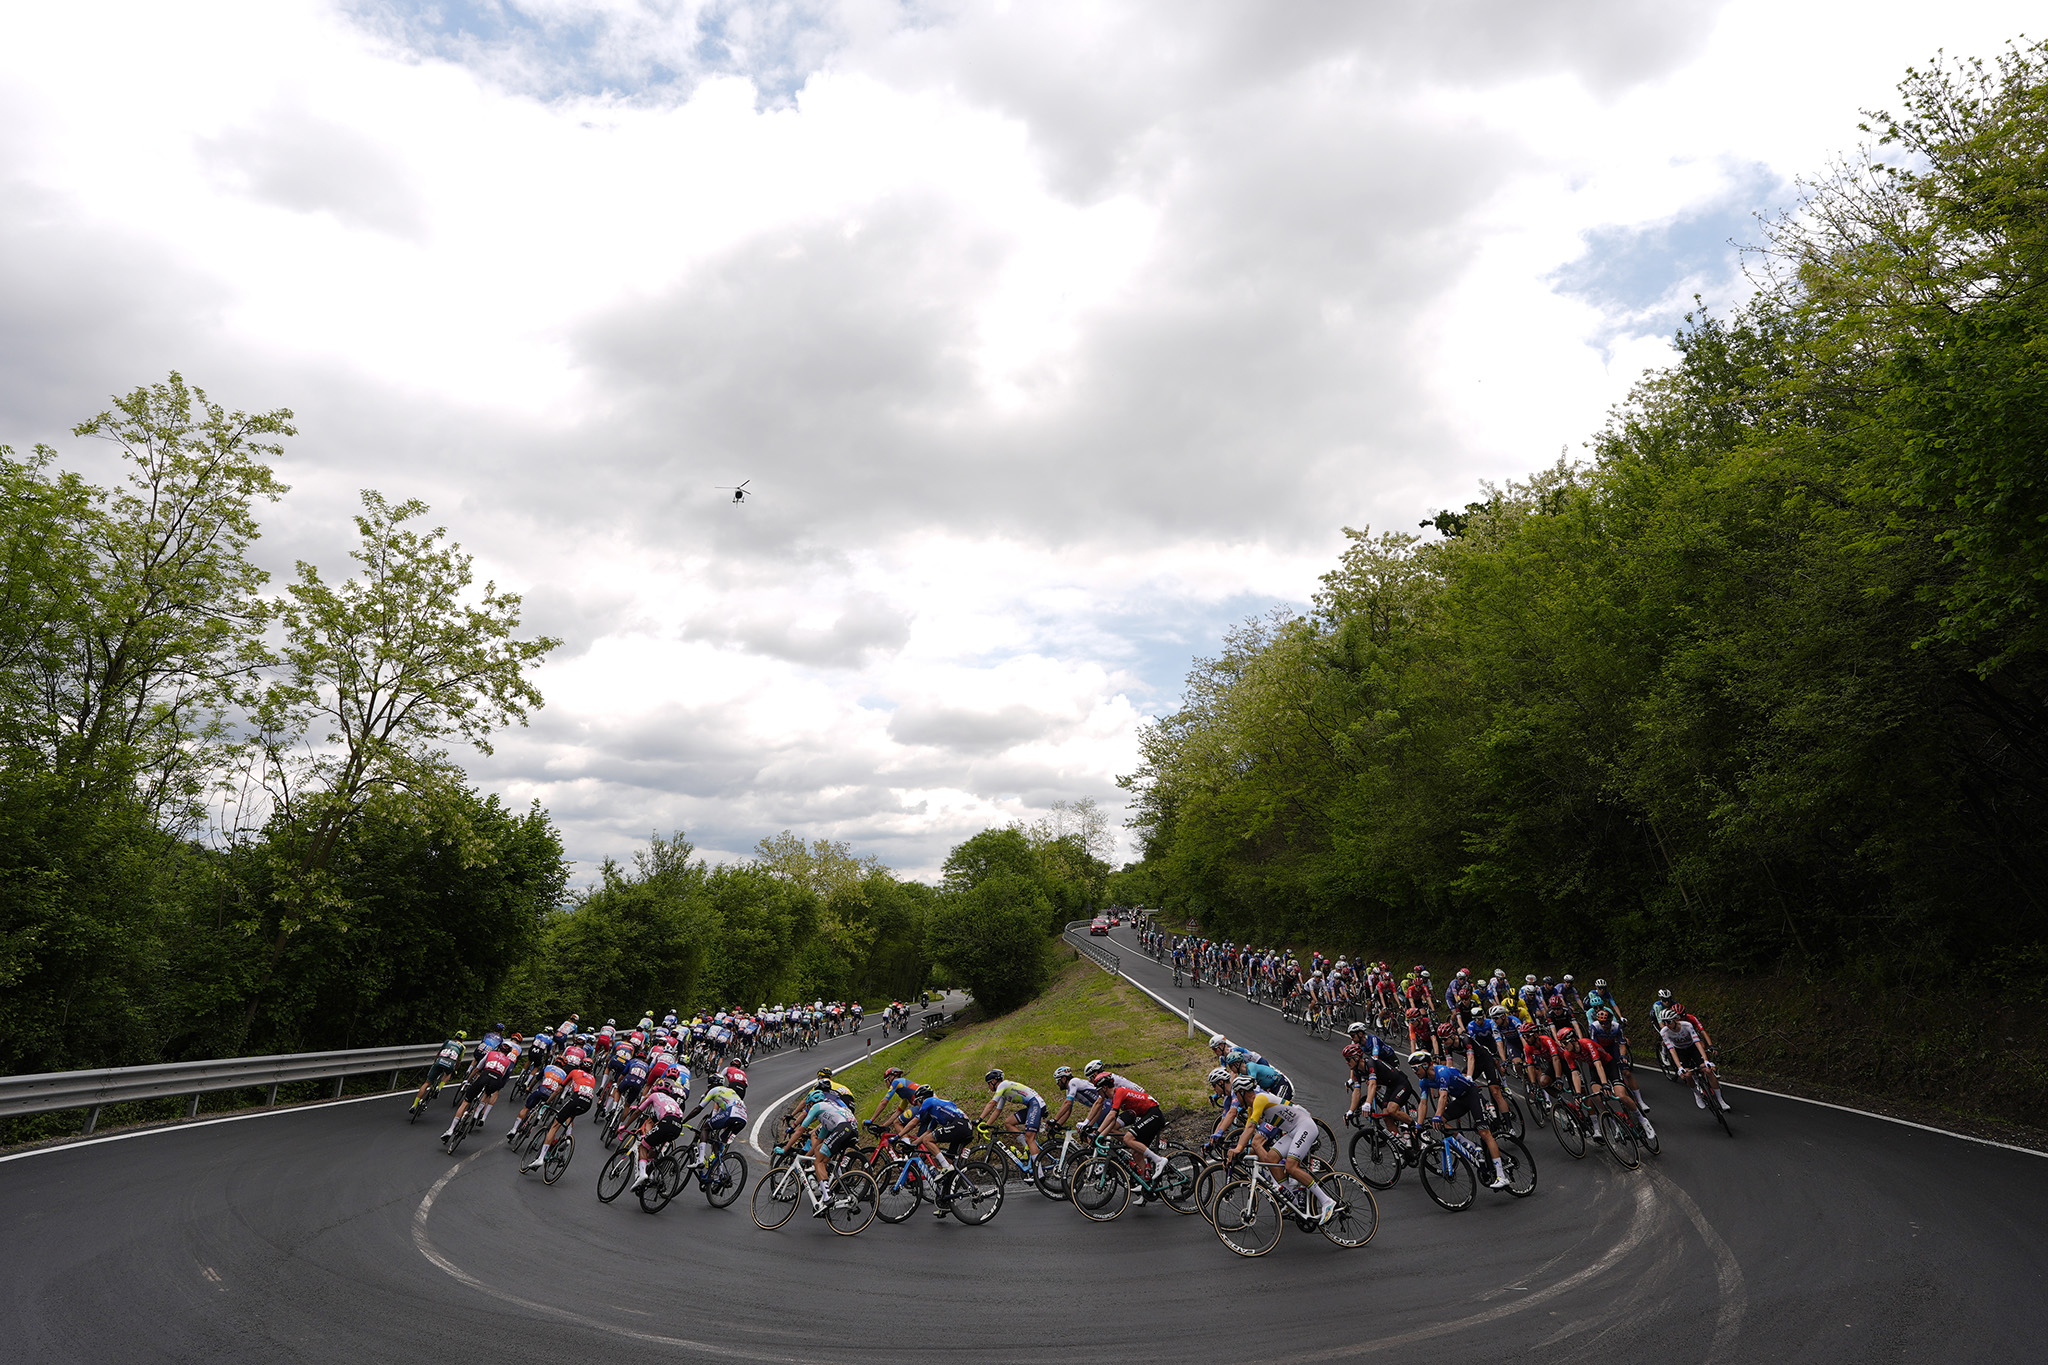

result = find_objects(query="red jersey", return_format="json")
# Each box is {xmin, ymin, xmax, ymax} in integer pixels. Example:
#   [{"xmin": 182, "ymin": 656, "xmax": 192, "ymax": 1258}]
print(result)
[
  {"xmin": 566, "ymin": 1068, "xmax": 597, "ymax": 1098},
  {"xmin": 1107, "ymin": 1084, "xmax": 1158, "ymax": 1116}
]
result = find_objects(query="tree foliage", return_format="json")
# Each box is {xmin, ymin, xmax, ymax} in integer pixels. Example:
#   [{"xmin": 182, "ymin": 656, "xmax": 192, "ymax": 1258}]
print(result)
[{"xmin": 1122, "ymin": 44, "xmax": 2048, "ymax": 984}]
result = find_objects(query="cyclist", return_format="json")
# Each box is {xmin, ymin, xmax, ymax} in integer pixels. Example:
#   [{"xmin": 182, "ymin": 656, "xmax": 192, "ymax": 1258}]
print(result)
[
  {"xmin": 1350, "ymin": 1045, "xmax": 1420, "ymax": 1140},
  {"xmin": 413, "ymin": 1032, "xmax": 466, "ymax": 1108},
  {"xmin": 1223, "ymin": 1048, "xmax": 1292, "ymax": 1102},
  {"xmin": 521, "ymin": 1059, "xmax": 596, "ymax": 1173},
  {"xmin": 900, "ymin": 1086, "xmax": 976, "ymax": 1217},
  {"xmin": 867, "ymin": 1066, "xmax": 926, "ymax": 1135},
  {"xmin": 1574, "ymin": 1026, "xmax": 1654, "ymax": 1141},
  {"xmin": 442, "ymin": 1038, "xmax": 514, "ymax": 1146},
  {"xmin": 1225, "ymin": 1075, "xmax": 1335, "ymax": 1222},
  {"xmin": 1588, "ymin": 1008, "xmax": 1647, "ymax": 1113},
  {"xmin": 1659, "ymin": 1011, "xmax": 1729, "ymax": 1111},
  {"xmin": 627, "ymin": 1081, "xmax": 689, "ymax": 1191},
  {"xmin": 1411, "ymin": 1051, "xmax": 1511, "ymax": 1190},
  {"xmin": 977, "ymin": 1068, "xmax": 1047, "ymax": 1170},
  {"xmin": 509, "ymin": 1054, "xmax": 568, "ymax": 1140},
  {"xmin": 679, "ymin": 1068, "xmax": 749, "ymax": 1171},
  {"xmin": 464, "ymin": 1023, "xmax": 505, "ymax": 1085},
  {"xmin": 1461, "ymin": 1006, "xmax": 1514, "ymax": 1123},
  {"xmin": 786, "ymin": 1085, "xmax": 859, "ymax": 1216},
  {"xmin": 1082, "ymin": 1065, "xmax": 1170, "ymax": 1184},
  {"xmin": 1203, "ymin": 1065, "xmax": 1245, "ymax": 1154}
]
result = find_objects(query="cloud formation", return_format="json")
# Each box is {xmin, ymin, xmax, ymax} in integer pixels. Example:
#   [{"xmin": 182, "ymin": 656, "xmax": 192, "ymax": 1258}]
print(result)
[{"xmin": 2, "ymin": 0, "xmax": 2035, "ymax": 878}]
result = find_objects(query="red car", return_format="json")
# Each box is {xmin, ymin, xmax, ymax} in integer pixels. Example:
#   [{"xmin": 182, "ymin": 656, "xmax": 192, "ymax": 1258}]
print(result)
[{"xmin": 1089, "ymin": 918, "xmax": 1110, "ymax": 936}]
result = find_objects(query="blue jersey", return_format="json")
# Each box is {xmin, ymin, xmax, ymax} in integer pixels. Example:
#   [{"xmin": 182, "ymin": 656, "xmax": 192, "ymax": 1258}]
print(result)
[
  {"xmin": 1416, "ymin": 1064, "xmax": 1475, "ymax": 1098},
  {"xmin": 1243, "ymin": 1061, "xmax": 1286, "ymax": 1091},
  {"xmin": 913, "ymin": 1096, "xmax": 967, "ymax": 1128},
  {"xmin": 479, "ymin": 1031, "xmax": 502, "ymax": 1054}
]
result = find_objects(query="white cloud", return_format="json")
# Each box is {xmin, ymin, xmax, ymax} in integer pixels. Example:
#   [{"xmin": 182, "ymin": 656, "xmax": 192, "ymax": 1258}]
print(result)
[{"xmin": 2, "ymin": 0, "xmax": 2035, "ymax": 878}]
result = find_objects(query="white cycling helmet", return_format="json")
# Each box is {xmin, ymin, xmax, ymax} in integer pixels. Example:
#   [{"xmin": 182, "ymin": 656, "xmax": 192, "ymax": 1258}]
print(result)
[{"xmin": 1207, "ymin": 1033, "xmax": 1227, "ymax": 1050}]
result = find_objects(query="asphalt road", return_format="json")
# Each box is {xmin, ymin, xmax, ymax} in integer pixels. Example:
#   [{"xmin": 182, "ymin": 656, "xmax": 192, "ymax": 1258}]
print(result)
[{"xmin": 4, "ymin": 937, "xmax": 2044, "ymax": 1364}]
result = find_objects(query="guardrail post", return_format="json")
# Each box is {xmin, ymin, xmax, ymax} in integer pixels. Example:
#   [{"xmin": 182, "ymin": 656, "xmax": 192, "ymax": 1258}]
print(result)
[
  {"xmin": 1188, "ymin": 1000, "xmax": 1195, "ymax": 1038},
  {"xmin": 187, "ymin": 1094, "xmax": 200, "ymax": 1119},
  {"xmin": 389, "ymin": 1069, "xmax": 400, "ymax": 1091},
  {"xmin": 83, "ymin": 1105, "xmax": 100, "ymax": 1135},
  {"xmin": 266, "ymin": 1084, "xmax": 279, "ymax": 1106},
  {"xmin": 333, "ymin": 1077, "xmax": 345, "ymax": 1099}
]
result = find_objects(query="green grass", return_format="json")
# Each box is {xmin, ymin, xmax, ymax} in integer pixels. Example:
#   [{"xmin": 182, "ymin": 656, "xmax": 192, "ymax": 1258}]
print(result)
[{"xmin": 827, "ymin": 951, "xmax": 1215, "ymax": 1121}]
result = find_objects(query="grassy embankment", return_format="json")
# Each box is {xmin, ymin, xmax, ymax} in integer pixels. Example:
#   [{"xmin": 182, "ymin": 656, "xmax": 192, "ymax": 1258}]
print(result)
[{"xmin": 824, "ymin": 951, "xmax": 1213, "ymax": 1127}]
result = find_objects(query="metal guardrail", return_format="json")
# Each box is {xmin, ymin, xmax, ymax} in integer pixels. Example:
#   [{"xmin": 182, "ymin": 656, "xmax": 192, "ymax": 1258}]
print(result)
[
  {"xmin": 1065, "ymin": 919, "xmax": 1121, "ymax": 974},
  {"xmin": 0, "ymin": 1042, "xmax": 444, "ymax": 1133}
]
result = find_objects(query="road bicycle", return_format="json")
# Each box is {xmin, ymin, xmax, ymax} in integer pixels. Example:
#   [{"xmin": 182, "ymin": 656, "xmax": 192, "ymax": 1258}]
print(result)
[
  {"xmin": 442, "ymin": 1096, "xmax": 486, "ymax": 1155},
  {"xmin": 1066, "ymin": 1133, "xmax": 1203, "ymax": 1221},
  {"xmin": 751, "ymin": 1144, "xmax": 879, "ymax": 1234},
  {"xmin": 407, "ymin": 1072, "xmax": 450, "ymax": 1123},
  {"xmin": 871, "ymin": 1137, "xmax": 1005, "ymax": 1225},
  {"xmin": 639, "ymin": 1127, "xmax": 750, "ymax": 1213},
  {"xmin": 1683, "ymin": 1066, "xmax": 1734, "ymax": 1136},
  {"xmin": 972, "ymin": 1120, "xmax": 1062, "ymax": 1194},
  {"xmin": 1417, "ymin": 1121, "xmax": 1537, "ymax": 1211},
  {"xmin": 1211, "ymin": 1156, "xmax": 1377, "ymax": 1257}
]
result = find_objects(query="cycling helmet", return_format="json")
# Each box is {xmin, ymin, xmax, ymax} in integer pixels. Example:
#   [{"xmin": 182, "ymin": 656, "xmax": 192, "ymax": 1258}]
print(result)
[
  {"xmin": 1555, "ymin": 1023, "xmax": 1577, "ymax": 1037},
  {"xmin": 605, "ymin": 1018, "xmax": 615, "ymax": 1026},
  {"xmin": 1083, "ymin": 1058, "xmax": 1106, "ymax": 1076},
  {"xmin": 1342, "ymin": 1042, "xmax": 1365, "ymax": 1065},
  {"xmin": 492, "ymin": 1023, "xmax": 505, "ymax": 1033},
  {"xmin": 1657, "ymin": 988, "xmax": 1672, "ymax": 1000},
  {"xmin": 1207, "ymin": 1033, "xmax": 1227, "ymax": 1050},
  {"xmin": 1406, "ymin": 1050, "xmax": 1434, "ymax": 1068},
  {"xmin": 1595, "ymin": 1009, "xmax": 1613, "ymax": 1023},
  {"xmin": 1488, "ymin": 1004, "xmax": 1508, "ymax": 1018},
  {"xmin": 1470, "ymin": 1006, "xmax": 1484, "ymax": 1018},
  {"xmin": 1087, "ymin": 1067, "xmax": 1113, "ymax": 1087},
  {"xmin": 815, "ymin": 1068, "xmax": 833, "ymax": 1081},
  {"xmin": 498, "ymin": 1039, "xmax": 515, "ymax": 1052},
  {"xmin": 1519, "ymin": 1018, "xmax": 1540, "ymax": 1033},
  {"xmin": 1225, "ymin": 1048, "xmax": 1250, "ymax": 1067},
  {"xmin": 569, "ymin": 1013, "xmax": 579, "ymax": 1021},
  {"xmin": 983, "ymin": 1068, "xmax": 1004, "ymax": 1084},
  {"xmin": 1346, "ymin": 1022, "xmax": 1367, "ymax": 1037},
  {"xmin": 1230, "ymin": 1074, "xmax": 1257, "ymax": 1093},
  {"xmin": 1206, "ymin": 1066, "xmax": 1230, "ymax": 1086},
  {"xmin": 1420, "ymin": 969, "xmax": 1431, "ymax": 979},
  {"xmin": 455, "ymin": 1030, "xmax": 467, "ymax": 1040},
  {"xmin": 1525, "ymin": 974, "xmax": 1538, "ymax": 984},
  {"xmin": 883, "ymin": 1066, "xmax": 904, "ymax": 1081},
  {"xmin": 910, "ymin": 1085, "xmax": 933, "ymax": 1103},
  {"xmin": 1594, "ymin": 978, "xmax": 1608, "ymax": 988},
  {"xmin": 805, "ymin": 1089, "xmax": 828, "ymax": 1106},
  {"xmin": 1456, "ymin": 967, "xmax": 1469, "ymax": 978},
  {"xmin": 1052, "ymin": 1066, "xmax": 1075, "ymax": 1084},
  {"xmin": 1562, "ymin": 974, "xmax": 1574, "ymax": 984},
  {"xmin": 511, "ymin": 1032, "xmax": 524, "ymax": 1042},
  {"xmin": 1404, "ymin": 1006, "xmax": 1423, "ymax": 1020}
]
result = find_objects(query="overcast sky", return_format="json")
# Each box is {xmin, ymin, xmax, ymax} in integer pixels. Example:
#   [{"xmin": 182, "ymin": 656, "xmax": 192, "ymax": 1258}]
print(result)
[{"xmin": 2, "ymin": 1, "xmax": 2033, "ymax": 879}]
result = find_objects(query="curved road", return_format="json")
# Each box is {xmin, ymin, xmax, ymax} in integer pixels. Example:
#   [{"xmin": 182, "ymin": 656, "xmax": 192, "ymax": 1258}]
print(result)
[{"xmin": 4, "ymin": 927, "xmax": 2044, "ymax": 1363}]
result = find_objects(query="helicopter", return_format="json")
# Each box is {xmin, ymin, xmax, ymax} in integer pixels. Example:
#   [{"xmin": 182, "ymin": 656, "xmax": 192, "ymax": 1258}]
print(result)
[{"xmin": 716, "ymin": 481, "xmax": 752, "ymax": 504}]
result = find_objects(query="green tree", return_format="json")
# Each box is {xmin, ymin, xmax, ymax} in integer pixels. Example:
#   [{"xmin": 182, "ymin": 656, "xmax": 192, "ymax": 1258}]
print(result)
[{"xmin": 924, "ymin": 870, "xmax": 1052, "ymax": 1014}]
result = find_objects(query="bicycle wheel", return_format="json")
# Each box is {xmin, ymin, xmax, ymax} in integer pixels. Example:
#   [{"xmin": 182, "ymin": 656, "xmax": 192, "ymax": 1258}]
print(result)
[
  {"xmin": 1349, "ymin": 1127, "xmax": 1404, "ymax": 1190},
  {"xmin": 825, "ymin": 1170, "xmax": 878, "ymax": 1235},
  {"xmin": 1523, "ymin": 1082, "xmax": 1550, "ymax": 1129},
  {"xmin": 1310, "ymin": 1118, "xmax": 1337, "ymax": 1161},
  {"xmin": 1195, "ymin": 1159, "xmax": 1237, "ymax": 1225},
  {"xmin": 1156, "ymin": 1151, "xmax": 1203, "ymax": 1213},
  {"xmin": 1034, "ymin": 1149, "xmax": 1072, "ymax": 1201},
  {"xmin": 1212, "ymin": 1180, "xmax": 1283, "ymax": 1257},
  {"xmin": 640, "ymin": 1156, "xmax": 681, "ymax": 1212},
  {"xmin": 1498, "ymin": 1135, "xmax": 1538, "ymax": 1196},
  {"xmin": 1069, "ymin": 1155, "xmax": 1129, "ymax": 1222},
  {"xmin": 875, "ymin": 1161, "xmax": 924, "ymax": 1223},
  {"xmin": 1711, "ymin": 1089, "xmax": 1733, "ymax": 1135},
  {"xmin": 702, "ymin": 1150, "xmax": 746, "ymax": 1207},
  {"xmin": 542, "ymin": 1134, "xmax": 574, "ymax": 1184},
  {"xmin": 597, "ymin": 1148, "xmax": 634, "ymax": 1203},
  {"xmin": 1552, "ymin": 1106, "xmax": 1588, "ymax": 1159},
  {"xmin": 445, "ymin": 1113, "xmax": 471, "ymax": 1156},
  {"xmin": 1636, "ymin": 1107, "xmax": 1662, "ymax": 1156},
  {"xmin": 749, "ymin": 1163, "xmax": 802, "ymax": 1230},
  {"xmin": 946, "ymin": 1161, "xmax": 1005, "ymax": 1225},
  {"xmin": 1599, "ymin": 1102, "xmax": 1640, "ymax": 1170},
  {"xmin": 408, "ymin": 1096, "xmax": 425, "ymax": 1124},
  {"xmin": 1315, "ymin": 1171, "xmax": 1378, "ymax": 1247},
  {"xmin": 1418, "ymin": 1135, "xmax": 1477, "ymax": 1211}
]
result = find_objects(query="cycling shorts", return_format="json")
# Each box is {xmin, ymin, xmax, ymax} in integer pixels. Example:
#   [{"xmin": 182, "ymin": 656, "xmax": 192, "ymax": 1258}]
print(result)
[
  {"xmin": 1270, "ymin": 1076, "xmax": 1294, "ymax": 1103},
  {"xmin": 927, "ymin": 1119, "xmax": 973, "ymax": 1153},
  {"xmin": 1373, "ymin": 1077, "xmax": 1416, "ymax": 1108},
  {"xmin": 521, "ymin": 1085, "xmax": 559, "ymax": 1111},
  {"xmin": 1014, "ymin": 1099, "xmax": 1046, "ymax": 1133},
  {"xmin": 1269, "ymin": 1120, "xmax": 1316, "ymax": 1161},
  {"xmin": 1468, "ymin": 1046, "xmax": 1502, "ymax": 1084},
  {"xmin": 822, "ymin": 1126, "xmax": 859, "ymax": 1158},
  {"xmin": 426, "ymin": 1059, "xmax": 457, "ymax": 1081},
  {"xmin": 1122, "ymin": 1109, "xmax": 1165, "ymax": 1146},
  {"xmin": 1671, "ymin": 1042, "xmax": 1706, "ymax": 1071},
  {"xmin": 646, "ymin": 1115, "xmax": 687, "ymax": 1147},
  {"xmin": 704, "ymin": 1113, "xmax": 746, "ymax": 1140},
  {"xmin": 1437, "ymin": 1091, "xmax": 1483, "ymax": 1126},
  {"xmin": 465, "ymin": 1071, "xmax": 507, "ymax": 1100},
  {"xmin": 555, "ymin": 1094, "xmax": 591, "ymax": 1121}
]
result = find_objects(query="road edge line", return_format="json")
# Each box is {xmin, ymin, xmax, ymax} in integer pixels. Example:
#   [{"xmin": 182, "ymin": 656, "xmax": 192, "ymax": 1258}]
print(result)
[{"xmin": 0, "ymin": 1089, "xmax": 409, "ymax": 1164}]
